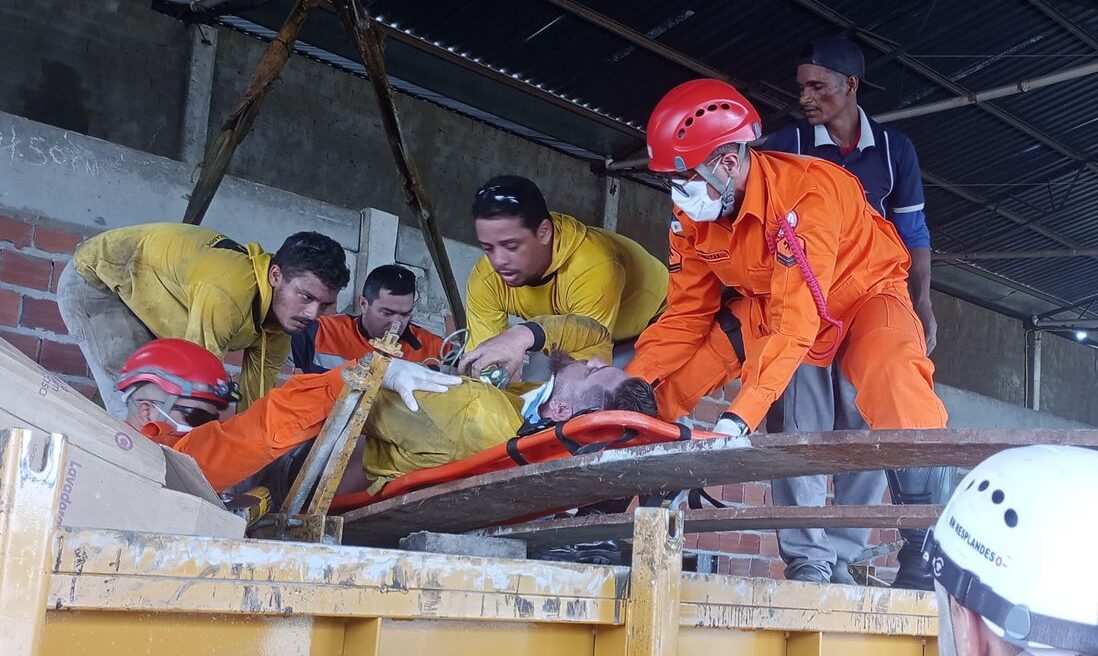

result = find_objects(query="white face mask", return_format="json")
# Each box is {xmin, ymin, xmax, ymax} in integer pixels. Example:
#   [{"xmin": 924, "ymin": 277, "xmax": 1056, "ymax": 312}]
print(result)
[
  {"xmin": 671, "ymin": 179, "xmax": 725, "ymax": 222},
  {"xmin": 520, "ymin": 377, "xmax": 555, "ymax": 423},
  {"xmin": 670, "ymin": 154, "xmax": 739, "ymax": 223},
  {"xmin": 154, "ymin": 403, "xmax": 194, "ymax": 434}
]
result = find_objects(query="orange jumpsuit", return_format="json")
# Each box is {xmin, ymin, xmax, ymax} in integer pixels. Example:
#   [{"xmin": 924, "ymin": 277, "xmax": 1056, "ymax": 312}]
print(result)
[
  {"xmin": 628, "ymin": 150, "xmax": 947, "ymax": 431},
  {"xmin": 165, "ymin": 366, "xmax": 346, "ymax": 491},
  {"xmin": 291, "ymin": 314, "xmax": 444, "ymax": 373}
]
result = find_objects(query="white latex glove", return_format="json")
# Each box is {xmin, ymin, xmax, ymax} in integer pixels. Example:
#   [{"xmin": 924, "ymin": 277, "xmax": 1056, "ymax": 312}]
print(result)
[
  {"xmin": 381, "ymin": 358, "xmax": 462, "ymax": 412},
  {"xmin": 712, "ymin": 414, "xmax": 750, "ymax": 437}
]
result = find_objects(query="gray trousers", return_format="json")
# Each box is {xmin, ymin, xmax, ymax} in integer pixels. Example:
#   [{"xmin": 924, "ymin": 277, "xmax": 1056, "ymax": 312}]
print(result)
[
  {"xmin": 768, "ymin": 363, "xmax": 887, "ymax": 579},
  {"xmin": 56, "ymin": 263, "xmax": 154, "ymax": 419}
]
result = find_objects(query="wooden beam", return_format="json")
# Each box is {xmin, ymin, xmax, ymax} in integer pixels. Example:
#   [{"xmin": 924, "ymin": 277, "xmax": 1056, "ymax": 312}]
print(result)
[
  {"xmin": 339, "ymin": 428, "xmax": 1098, "ymax": 546},
  {"xmin": 182, "ymin": 0, "xmax": 318, "ymax": 225},
  {"xmin": 479, "ymin": 504, "xmax": 942, "ymax": 550},
  {"xmin": 332, "ymin": 0, "xmax": 467, "ymax": 328}
]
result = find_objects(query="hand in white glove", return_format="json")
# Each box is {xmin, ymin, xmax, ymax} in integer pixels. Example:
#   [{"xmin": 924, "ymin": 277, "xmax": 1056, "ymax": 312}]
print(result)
[
  {"xmin": 381, "ymin": 358, "xmax": 462, "ymax": 412},
  {"xmin": 712, "ymin": 413, "xmax": 751, "ymax": 437}
]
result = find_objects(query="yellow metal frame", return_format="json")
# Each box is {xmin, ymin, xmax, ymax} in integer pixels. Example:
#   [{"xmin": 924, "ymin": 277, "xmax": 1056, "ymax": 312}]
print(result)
[{"xmin": 1, "ymin": 430, "xmax": 940, "ymax": 655}]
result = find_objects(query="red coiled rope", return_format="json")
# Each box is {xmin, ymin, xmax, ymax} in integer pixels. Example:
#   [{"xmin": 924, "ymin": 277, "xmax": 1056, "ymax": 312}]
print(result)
[{"xmin": 764, "ymin": 216, "xmax": 844, "ymax": 359}]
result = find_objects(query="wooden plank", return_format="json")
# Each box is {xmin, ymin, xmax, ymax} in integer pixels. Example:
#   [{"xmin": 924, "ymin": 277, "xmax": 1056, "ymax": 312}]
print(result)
[
  {"xmin": 477, "ymin": 505, "xmax": 942, "ymax": 550},
  {"xmin": 340, "ymin": 428, "xmax": 1098, "ymax": 546}
]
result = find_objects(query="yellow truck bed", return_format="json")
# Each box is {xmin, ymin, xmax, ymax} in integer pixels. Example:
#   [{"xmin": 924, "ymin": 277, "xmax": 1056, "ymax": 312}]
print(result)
[{"xmin": 5, "ymin": 429, "xmax": 938, "ymax": 656}]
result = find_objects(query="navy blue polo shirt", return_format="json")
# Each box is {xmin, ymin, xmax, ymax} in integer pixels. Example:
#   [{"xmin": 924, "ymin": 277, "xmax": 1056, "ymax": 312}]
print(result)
[{"xmin": 763, "ymin": 107, "xmax": 930, "ymax": 250}]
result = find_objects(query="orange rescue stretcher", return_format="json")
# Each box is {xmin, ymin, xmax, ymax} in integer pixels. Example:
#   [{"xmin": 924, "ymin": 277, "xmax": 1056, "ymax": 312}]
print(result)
[{"xmin": 330, "ymin": 411, "xmax": 717, "ymax": 514}]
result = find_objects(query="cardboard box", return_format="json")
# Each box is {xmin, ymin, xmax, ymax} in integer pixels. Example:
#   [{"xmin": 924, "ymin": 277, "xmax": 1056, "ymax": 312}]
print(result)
[
  {"xmin": 0, "ymin": 338, "xmax": 165, "ymax": 484},
  {"xmin": 0, "ymin": 337, "xmax": 244, "ymax": 538},
  {"xmin": 26, "ymin": 432, "xmax": 245, "ymax": 538}
]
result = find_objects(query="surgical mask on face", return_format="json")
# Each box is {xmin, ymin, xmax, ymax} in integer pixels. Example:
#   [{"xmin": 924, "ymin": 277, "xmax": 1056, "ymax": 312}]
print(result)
[
  {"xmin": 154, "ymin": 403, "xmax": 194, "ymax": 434},
  {"xmin": 671, "ymin": 158, "xmax": 737, "ymax": 222},
  {"xmin": 671, "ymin": 179, "xmax": 725, "ymax": 222},
  {"xmin": 520, "ymin": 377, "xmax": 555, "ymax": 423}
]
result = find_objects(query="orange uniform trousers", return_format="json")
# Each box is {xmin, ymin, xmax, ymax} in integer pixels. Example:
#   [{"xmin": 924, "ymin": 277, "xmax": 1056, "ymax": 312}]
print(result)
[{"xmin": 635, "ymin": 287, "xmax": 946, "ymax": 430}]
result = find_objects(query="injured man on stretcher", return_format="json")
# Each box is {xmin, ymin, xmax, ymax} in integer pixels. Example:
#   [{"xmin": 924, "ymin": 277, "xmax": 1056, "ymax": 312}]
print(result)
[{"xmin": 115, "ymin": 315, "xmax": 658, "ymax": 499}]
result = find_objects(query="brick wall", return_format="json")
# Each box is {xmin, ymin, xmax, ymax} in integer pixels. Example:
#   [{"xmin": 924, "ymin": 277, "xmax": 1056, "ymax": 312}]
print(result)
[{"xmin": 0, "ymin": 214, "xmax": 97, "ymax": 399}]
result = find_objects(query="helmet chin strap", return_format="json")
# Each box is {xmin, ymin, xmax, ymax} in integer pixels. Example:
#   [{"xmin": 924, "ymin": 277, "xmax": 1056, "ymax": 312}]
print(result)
[{"xmin": 696, "ymin": 142, "xmax": 747, "ymax": 217}]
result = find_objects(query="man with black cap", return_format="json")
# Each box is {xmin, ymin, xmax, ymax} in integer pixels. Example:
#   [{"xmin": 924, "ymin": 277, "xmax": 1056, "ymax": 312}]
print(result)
[{"xmin": 762, "ymin": 36, "xmax": 948, "ymax": 590}]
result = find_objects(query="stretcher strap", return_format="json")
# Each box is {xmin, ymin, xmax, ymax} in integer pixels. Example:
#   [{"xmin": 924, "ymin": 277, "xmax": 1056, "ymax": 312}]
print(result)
[
  {"xmin": 505, "ymin": 437, "xmax": 529, "ymax": 465},
  {"xmin": 687, "ymin": 487, "xmax": 727, "ymax": 510},
  {"xmin": 554, "ymin": 423, "xmax": 584, "ymax": 454},
  {"xmin": 765, "ymin": 220, "xmax": 844, "ymax": 359},
  {"xmin": 572, "ymin": 428, "xmax": 640, "ymax": 456}
]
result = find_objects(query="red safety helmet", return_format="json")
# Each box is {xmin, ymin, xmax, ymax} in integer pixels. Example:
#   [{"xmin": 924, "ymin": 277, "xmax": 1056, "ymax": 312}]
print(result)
[
  {"xmin": 646, "ymin": 79, "xmax": 763, "ymax": 173},
  {"xmin": 116, "ymin": 339, "xmax": 240, "ymax": 408}
]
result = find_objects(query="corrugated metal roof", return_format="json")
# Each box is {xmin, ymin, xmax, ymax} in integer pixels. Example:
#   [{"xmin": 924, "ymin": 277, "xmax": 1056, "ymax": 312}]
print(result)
[{"xmin": 154, "ymin": 0, "xmax": 1098, "ymax": 328}]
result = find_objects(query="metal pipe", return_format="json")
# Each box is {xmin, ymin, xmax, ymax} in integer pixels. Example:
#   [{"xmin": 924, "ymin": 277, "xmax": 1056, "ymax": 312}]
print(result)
[
  {"xmin": 1025, "ymin": 331, "xmax": 1041, "ymax": 411},
  {"xmin": 606, "ymin": 156, "xmax": 651, "ymax": 172},
  {"xmin": 932, "ymin": 247, "xmax": 1098, "ymax": 262},
  {"xmin": 1032, "ymin": 319, "xmax": 1098, "ymax": 330},
  {"xmin": 876, "ymin": 61, "xmax": 1098, "ymax": 123},
  {"xmin": 281, "ymin": 371, "xmax": 367, "ymax": 515}
]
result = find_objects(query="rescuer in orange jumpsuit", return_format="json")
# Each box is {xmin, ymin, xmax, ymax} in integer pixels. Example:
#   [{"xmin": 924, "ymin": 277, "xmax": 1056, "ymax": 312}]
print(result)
[
  {"xmin": 114, "ymin": 338, "xmax": 462, "ymax": 492},
  {"xmin": 626, "ymin": 79, "xmax": 949, "ymax": 588},
  {"xmin": 116, "ymin": 328, "xmax": 655, "ymax": 495}
]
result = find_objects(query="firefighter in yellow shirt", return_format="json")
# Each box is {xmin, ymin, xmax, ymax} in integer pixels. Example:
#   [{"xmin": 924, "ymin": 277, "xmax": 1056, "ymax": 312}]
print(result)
[
  {"xmin": 57, "ymin": 223, "xmax": 350, "ymax": 416},
  {"xmin": 462, "ymin": 175, "xmax": 668, "ymax": 381}
]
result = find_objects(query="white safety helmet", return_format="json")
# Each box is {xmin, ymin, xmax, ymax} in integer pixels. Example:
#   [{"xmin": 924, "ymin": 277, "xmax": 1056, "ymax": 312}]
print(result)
[{"xmin": 924, "ymin": 445, "xmax": 1098, "ymax": 655}]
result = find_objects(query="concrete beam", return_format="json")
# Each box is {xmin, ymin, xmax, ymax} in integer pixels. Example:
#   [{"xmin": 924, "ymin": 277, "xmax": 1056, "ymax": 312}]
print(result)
[
  {"xmin": 0, "ymin": 111, "xmax": 361, "ymax": 310},
  {"xmin": 347, "ymin": 208, "xmax": 399, "ymax": 312},
  {"xmin": 399, "ymin": 531, "xmax": 526, "ymax": 559},
  {"xmin": 602, "ymin": 175, "xmax": 620, "ymax": 233},
  {"xmin": 1025, "ymin": 332, "xmax": 1042, "ymax": 412},
  {"xmin": 181, "ymin": 25, "xmax": 218, "ymax": 169}
]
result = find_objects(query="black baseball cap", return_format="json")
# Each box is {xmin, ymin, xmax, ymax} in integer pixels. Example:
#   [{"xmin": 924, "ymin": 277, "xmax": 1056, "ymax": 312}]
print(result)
[
  {"xmin": 797, "ymin": 36, "xmax": 884, "ymax": 90},
  {"xmin": 797, "ymin": 36, "xmax": 865, "ymax": 78}
]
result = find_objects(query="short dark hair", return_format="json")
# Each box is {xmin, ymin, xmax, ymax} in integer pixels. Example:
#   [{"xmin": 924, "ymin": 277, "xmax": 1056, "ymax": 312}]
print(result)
[
  {"xmin": 606, "ymin": 378, "xmax": 659, "ymax": 417},
  {"xmin": 363, "ymin": 264, "xmax": 417, "ymax": 302},
  {"xmin": 472, "ymin": 175, "xmax": 551, "ymax": 232},
  {"xmin": 271, "ymin": 231, "xmax": 350, "ymax": 290}
]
